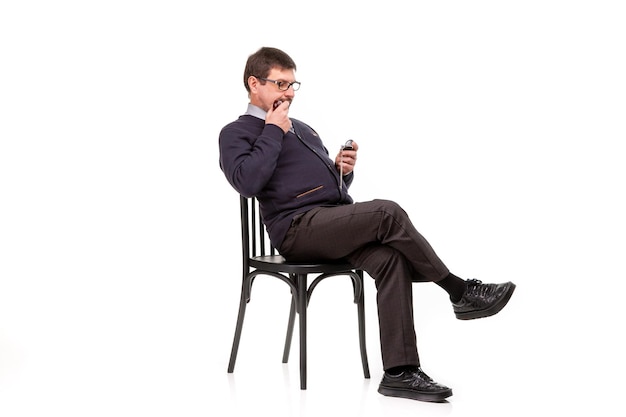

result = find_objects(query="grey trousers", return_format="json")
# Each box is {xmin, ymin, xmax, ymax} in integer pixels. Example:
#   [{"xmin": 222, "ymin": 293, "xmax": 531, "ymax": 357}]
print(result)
[{"xmin": 279, "ymin": 199, "xmax": 450, "ymax": 370}]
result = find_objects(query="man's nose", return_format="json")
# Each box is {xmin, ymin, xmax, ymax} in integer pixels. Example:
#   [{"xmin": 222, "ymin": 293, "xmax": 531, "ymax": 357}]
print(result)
[{"xmin": 283, "ymin": 88, "xmax": 295, "ymax": 98}]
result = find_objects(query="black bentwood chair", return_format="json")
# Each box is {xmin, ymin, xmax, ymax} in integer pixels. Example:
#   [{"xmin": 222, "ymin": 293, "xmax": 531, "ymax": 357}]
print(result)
[{"xmin": 227, "ymin": 195, "xmax": 370, "ymax": 390}]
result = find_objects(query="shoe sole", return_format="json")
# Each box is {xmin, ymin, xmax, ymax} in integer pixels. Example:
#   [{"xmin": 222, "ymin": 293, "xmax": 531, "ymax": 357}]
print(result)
[
  {"xmin": 378, "ymin": 385, "xmax": 453, "ymax": 402},
  {"xmin": 455, "ymin": 282, "xmax": 516, "ymax": 320}
]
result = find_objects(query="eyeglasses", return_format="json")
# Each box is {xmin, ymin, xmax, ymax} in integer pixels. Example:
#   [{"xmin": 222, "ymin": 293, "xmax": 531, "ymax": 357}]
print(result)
[{"xmin": 256, "ymin": 77, "xmax": 301, "ymax": 91}]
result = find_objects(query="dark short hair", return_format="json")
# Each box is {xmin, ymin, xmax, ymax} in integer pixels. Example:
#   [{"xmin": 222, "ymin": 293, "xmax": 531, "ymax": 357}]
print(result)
[{"xmin": 243, "ymin": 47, "xmax": 297, "ymax": 93}]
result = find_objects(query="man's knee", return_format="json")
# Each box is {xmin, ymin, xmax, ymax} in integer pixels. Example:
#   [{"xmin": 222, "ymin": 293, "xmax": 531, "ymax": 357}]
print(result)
[{"xmin": 371, "ymin": 199, "xmax": 409, "ymax": 222}]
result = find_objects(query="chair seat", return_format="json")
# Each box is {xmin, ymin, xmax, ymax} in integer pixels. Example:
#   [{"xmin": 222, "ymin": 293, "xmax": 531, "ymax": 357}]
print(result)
[{"xmin": 250, "ymin": 255, "xmax": 355, "ymax": 274}]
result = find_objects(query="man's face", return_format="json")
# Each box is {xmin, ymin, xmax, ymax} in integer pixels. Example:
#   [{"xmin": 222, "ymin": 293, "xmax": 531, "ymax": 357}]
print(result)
[{"xmin": 249, "ymin": 67, "xmax": 297, "ymax": 112}]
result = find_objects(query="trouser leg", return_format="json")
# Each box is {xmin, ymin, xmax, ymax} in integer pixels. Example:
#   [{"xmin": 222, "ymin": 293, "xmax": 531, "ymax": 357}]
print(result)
[
  {"xmin": 347, "ymin": 243, "xmax": 420, "ymax": 370},
  {"xmin": 280, "ymin": 199, "xmax": 449, "ymax": 282}
]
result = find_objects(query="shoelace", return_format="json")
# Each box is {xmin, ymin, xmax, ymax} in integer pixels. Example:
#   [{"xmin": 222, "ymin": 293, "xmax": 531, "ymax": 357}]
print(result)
[
  {"xmin": 408, "ymin": 368, "xmax": 434, "ymax": 388},
  {"xmin": 465, "ymin": 279, "xmax": 491, "ymax": 297}
]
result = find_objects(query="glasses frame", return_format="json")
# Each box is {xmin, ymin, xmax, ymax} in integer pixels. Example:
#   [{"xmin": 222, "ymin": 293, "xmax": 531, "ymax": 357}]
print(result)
[{"xmin": 256, "ymin": 76, "xmax": 301, "ymax": 91}]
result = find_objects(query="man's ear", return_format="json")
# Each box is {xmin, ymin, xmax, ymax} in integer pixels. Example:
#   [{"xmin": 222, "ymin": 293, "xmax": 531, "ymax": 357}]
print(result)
[{"xmin": 247, "ymin": 76, "xmax": 258, "ymax": 93}]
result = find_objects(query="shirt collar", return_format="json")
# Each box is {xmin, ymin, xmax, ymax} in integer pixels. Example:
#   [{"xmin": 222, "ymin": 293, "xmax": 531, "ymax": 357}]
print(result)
[{"xmin": 245, "ymin": 103, "xmax": 266, "ymax": 120}]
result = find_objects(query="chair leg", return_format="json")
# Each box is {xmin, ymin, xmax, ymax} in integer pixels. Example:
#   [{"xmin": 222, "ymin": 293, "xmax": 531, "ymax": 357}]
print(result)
[
  {"xmin": 357, "ymin": 281, "xmax": 370, "ymax": 379},
  {"xmin": 297, "ymin": 274, "xmax": 307, "ymax": 390},
  {"xmin": 282, "ymin": 296, "xmax": 296, "ymax": 363},
  {"xmin": 227, "ymin": 290, "xmax": 248, "ymax": 373}
]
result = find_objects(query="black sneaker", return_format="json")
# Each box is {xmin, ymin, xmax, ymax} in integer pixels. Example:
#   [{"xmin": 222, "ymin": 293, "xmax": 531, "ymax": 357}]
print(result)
[
  {"xmin": 378, "ymin": 367, "xmax": 452, "ymax": 402},
  {"xmin": 453, "ymin": 279, "xmax": 516, "ymax": 320}
]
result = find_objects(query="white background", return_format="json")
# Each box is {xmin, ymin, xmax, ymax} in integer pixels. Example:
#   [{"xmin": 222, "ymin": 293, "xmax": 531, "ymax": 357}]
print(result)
[{"xmin": 1, "ymin": 1, "xmax": 625, "ymax": 416}]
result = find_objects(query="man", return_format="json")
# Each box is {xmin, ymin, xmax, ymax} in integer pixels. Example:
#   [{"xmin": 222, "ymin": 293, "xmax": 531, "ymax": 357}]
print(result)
[{"xmin": 219, "ymin": 46, "xmax": 515, "ymax": 402}]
